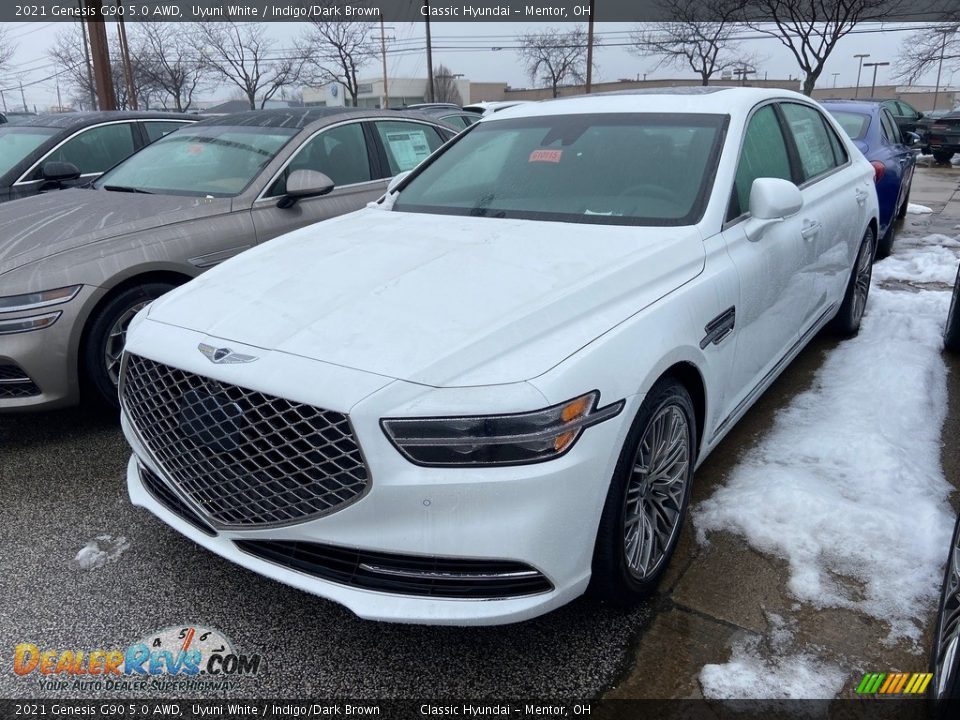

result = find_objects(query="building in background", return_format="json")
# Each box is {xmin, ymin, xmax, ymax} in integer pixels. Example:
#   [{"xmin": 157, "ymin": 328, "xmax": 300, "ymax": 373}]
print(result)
[{"xmin": 304, "ymin": 77, "xmax": 474, "ymax": 108}]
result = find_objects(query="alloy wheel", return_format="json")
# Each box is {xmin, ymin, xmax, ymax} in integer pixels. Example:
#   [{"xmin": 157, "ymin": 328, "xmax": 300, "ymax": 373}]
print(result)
[
  {"xmin": 851, "ymin": 236, "xmax": 874, "ymax": 325},
  {"xmin": 935, "ymin": 527, "xmax": 960, "ymax": 698},
  {"xmin": 104, "ymin": 301, "xmax": 149, "ymax": 387},
  {"xmin": 623, "ymin": 404, "xmax": 690, "ymax": 580}
]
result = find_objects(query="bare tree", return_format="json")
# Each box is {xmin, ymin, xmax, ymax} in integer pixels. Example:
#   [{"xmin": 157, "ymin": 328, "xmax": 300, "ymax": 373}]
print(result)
[
  {"xmin": 632, "ymin": 0, "xmax": 749, "ymax": 85},
  {"xmin": 517, "ymin": 27, "xmax": 594, "ymax": 98},
  {"xmin": 896, "ymin": 22, "xmax": 960, "ymax": 86},
  {"xmin": 744, "ymin": 0, "xmax": 904, "ymax": 96},
  {"xmin": 299, "ymin": 13, "xmax": 376, "ymax": 107},
  {"xmin": 433, "ymin": 65, "xmax": 463, "ymax": 104},
  {"xmin": 132, "ymin": 23, "xmax": 205, "ymax": 112},
  {"xmin": 196, "ymin": 22, "xmax": 302, "ymax": 110},
  {"xmin": 0, "ymin": 24, "xmax": 15, "ymax": 77}
]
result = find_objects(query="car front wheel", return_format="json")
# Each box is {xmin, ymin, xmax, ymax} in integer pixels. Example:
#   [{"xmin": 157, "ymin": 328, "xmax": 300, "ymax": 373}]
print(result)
[
  {"xmin": 591, "ymin": 378, "xmax": 696, "ymax": 603},
  {"xmin": 83, "ymin": 283, "xmax": 175, "ymax": 408}
]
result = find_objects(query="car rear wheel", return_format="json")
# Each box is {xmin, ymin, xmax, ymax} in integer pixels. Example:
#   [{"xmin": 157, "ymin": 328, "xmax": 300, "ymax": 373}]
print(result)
[
  {"xmin": 945, "ymin": 264, "xmax": 960, "ymax": 354},
  {"xmin": 829, "ymin": 227, "xmax": 875, "ymax": 337},
  {"xmin": 83, "ymin": 283, "xmax": 175, "ymax": 409},
  {"xmin": 896, "ymin": 179, "xmax": 911, "ymax": 221},
  {"xmin": 591, "ymin": 378, "xmax": 696, "ymax": 603},
  {"xmin": 934, "ymin": 151, "xmax": 955, "ymax": 165},
  {"xmin": 931, "ymin": 513, "xmax": 960, "ymax": 703},
  {"xmin": 876, "ymin": 218, "xmax": 896, "ymax": 259}
]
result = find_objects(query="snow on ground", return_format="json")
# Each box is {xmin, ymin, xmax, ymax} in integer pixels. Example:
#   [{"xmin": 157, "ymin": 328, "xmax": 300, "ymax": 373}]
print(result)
[
  {"xmin": 696, "ymin": 229, "xmax": 958, "ymax": 697},
  {"xmin": 908, "ymin": 203, "xmax": 934, "ymax": 214},
  {"xmin": 74, "ymin": 534, "xmax": 130, "ymax": 570}
]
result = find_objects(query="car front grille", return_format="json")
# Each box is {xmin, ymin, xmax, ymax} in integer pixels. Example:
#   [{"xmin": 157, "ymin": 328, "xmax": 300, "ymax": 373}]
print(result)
[
  {"xmin": 138, "ymin": 463, "xmax": 217, "ymax": 537},
  {"xmin": 121, "ymin": 354, "xmax": 370, "ymax": 528},
  {"xmin": 0, "ymin": 363, "xmax": 40, "ymax": 399},
  {"xmin": 234, "ymin": 540, "xmax": 554, "ymax": 599}
]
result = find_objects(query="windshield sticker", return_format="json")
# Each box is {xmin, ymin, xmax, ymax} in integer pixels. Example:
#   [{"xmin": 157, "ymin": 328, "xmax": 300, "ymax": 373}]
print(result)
[{"xmin": 529, "ymin": 149, "xmax": 563, "ymax": 163}]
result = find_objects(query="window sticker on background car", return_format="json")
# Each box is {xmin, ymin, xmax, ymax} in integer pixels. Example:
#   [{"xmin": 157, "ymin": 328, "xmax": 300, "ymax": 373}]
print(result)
[
  {"xmin": 529, "ymin": 149, "xmax": 563, "ymax": 163},
  {"xmin": 383, "ymin": 130, "xmax": 431, "ymax": 171}
]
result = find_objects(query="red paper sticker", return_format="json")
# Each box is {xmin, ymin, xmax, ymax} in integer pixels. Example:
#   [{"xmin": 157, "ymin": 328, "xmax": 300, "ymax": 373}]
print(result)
[
  {"xmin": 186, "ymin": 144, "xmax": 204, "ymax": 155},
  {"xmin": 529, "ymin": 149, "xmax": 563, "ymax": 163}
]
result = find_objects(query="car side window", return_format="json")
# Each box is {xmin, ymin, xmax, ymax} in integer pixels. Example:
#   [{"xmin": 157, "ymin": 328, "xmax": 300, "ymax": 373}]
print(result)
[
  {"xmin": 34, "ymin": 122, "xmax": 136, "ymax": 178},
  {"xmin": 880, "ymin": 111, "xmax": 899, "ymax": 144},
  {"xmin": 143, "ymin": 121, "xmax": 191, "ymax": 143},
  {"xmin": 267, "ymin": 122, "xmax": 371, "ymax": 197},
  {"xmin": 462, "ymin": 114, "xmax": 480, "ymax": 126},
  {"xmin": 373, "ymin": 121, "xmax": 446, "ymax": 176},
  {"xmin": 780, "ymin": 103, "xmax": 839, "ymax": 183},
  {"xmin": 441, "ymin": 115, "xmax": 468, "ymax": 130},
  {"xmin": 729, "ymin": 105, "xmax": 793, "ymax": 221},
  {"xmin": 895, "ymin": 101, "xmax": 917, "ymax": 118}
]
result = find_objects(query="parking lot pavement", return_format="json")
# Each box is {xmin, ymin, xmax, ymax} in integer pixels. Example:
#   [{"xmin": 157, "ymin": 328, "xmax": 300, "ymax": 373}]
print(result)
[{"xmin": 1, "ymin": 166, "xmax": 958, "ymax": 701}]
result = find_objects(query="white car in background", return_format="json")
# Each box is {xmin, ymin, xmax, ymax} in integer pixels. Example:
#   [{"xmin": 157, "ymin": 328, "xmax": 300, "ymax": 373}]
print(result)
[{"xmin": 119, "ymin": 88, "xmax": 879, "ymax": 625}]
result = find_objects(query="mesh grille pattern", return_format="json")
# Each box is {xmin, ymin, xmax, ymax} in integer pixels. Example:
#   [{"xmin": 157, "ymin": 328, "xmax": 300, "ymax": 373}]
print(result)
[
  {"xmin": 0, "ymin": 364, "xmax": 40, "ymax": 399},
  {"xmin": 122, "ymin": 354, "xmax": 369, "ymax": 527}
]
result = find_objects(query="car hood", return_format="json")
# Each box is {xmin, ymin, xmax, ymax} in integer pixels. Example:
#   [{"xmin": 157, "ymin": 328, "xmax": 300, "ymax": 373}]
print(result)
[
  {"xmin": 148, "ymin": 209, "xmax": 706, "ymax": 387},
  {"xmin": 0, "ymin": 188, "xmax": 233, "ymax": 274}
]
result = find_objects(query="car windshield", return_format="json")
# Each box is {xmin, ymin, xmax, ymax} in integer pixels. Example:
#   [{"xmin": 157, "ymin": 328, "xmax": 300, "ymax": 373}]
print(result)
[
  {"xmin": 393, "ymin": 112, "xmax": 726, "ymax": 226},
  {"xmin": 826, "ymin": 110, "xmax": 871, "ymax": 141},
  {"xmin": 94, "ymin": 125, "xmax": 297, "ymax": 197},
  {"xmin": 0, "ymin": 126, "xmax": 58, "ymax": 177}
]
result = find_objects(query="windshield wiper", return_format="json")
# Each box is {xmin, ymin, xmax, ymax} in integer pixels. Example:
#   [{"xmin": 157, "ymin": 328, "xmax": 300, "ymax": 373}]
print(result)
[{"xmin": 103, "ymin": 185, "xmax": 153, "ymax": 194}]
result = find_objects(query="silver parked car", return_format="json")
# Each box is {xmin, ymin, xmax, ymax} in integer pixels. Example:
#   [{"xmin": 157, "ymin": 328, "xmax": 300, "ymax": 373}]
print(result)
[{"xmin": 0, "ymin": 108, "xmax": 456, "ymax": 411}]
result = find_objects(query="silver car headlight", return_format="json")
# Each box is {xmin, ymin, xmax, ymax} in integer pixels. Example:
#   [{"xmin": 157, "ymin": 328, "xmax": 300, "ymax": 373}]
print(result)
[
  {"xmin": 381, "ymin": 390, "xmax": 624, "ymax": 467},
  {"xmin": 0, "ymin": 285, "xmax": 81, "ymax": 313}
]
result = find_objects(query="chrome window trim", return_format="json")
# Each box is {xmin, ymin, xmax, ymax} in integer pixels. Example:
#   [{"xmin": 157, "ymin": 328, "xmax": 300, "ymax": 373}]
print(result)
[{"xmin": 13, "ymin": 119, "xmax": 140, "ymax": 186}]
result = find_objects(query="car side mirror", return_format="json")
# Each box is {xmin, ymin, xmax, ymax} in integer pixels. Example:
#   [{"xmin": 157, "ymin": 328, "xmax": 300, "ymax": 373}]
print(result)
[
  {"xmin": 906, "ymin": 131, "xmax": 922, "ymax": 147},
  {"xmin": 277, "ymin": 169, "xmax": 334, "ymax": 209},
  {"xmin": 745, "ymin": 178, "xmax": 803, "ymax": 242},
  {"xmin": 41, "ymin": 160, "xmax": 81, "ymax": 183},
  {"xmin": 917, "ymin": 111, "xmax": 925, "ymax": 119},
  {"xmin": 387, "ymin": 170, "xmax": 411, "ymax": 194}
]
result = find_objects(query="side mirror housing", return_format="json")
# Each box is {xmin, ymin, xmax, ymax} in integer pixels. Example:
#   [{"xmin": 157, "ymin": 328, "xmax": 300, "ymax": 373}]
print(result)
[
  {"xmin": 906, "ymin": 131, "xmax": 922, "ymax": 147},
  {"xmin": 745, "ymin": 178, "xmax": 803, "ymax": 241},
  {"xmin": 387, "ymin": 170, "xmax": 411, "ymax": 194},
  {"xmin": 277, "ymin": 169, "xmax": 334, "ymax": 209},
  {"xmin": 41, "ymin": 161, "xmax": 81, "ymax": 183}
]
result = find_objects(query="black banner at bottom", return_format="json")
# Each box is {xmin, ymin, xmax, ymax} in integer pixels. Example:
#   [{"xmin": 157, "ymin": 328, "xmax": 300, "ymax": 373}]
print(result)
[{"xmin": 0, "ymin": 699, "xmax": 954, "ymax": 720}]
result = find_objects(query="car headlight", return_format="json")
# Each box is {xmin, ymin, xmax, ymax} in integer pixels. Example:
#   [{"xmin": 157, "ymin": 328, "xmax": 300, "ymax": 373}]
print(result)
[
  {"xmin": 381, "ymin": 390, "xmax": 624, "ymax": 467},
  {"xmin": 0, "ymin": 285, "xmax": 81, "ymax": 313}
]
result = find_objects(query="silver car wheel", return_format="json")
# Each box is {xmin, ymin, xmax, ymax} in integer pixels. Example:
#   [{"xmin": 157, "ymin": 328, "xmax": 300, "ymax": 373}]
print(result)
[
  {"xmin": 935, "ymin": 525, "xmax": 960, "ymax": 698},
  {"xmin": 852, "ymin": 236, "xmax": 873, "ymax": 325},
  {"xmin": 623, "ymin": 404, "xmax": 690, "ymax": 580},
  {"xmin": 104, "ymin": 301, "xmax": 148, "ymax": 387}
]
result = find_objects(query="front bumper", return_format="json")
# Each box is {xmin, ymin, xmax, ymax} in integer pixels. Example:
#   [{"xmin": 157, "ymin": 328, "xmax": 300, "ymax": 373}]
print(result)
[{"xmin": 120, "ymin": 322, "xmax": 633, "ymax": 625}]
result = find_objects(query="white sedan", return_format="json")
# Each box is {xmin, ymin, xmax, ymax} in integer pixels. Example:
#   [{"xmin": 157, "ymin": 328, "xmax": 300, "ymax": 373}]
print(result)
[{"xmin": 119, "ymin": 87, "xmax": 879, "ymax": 625}]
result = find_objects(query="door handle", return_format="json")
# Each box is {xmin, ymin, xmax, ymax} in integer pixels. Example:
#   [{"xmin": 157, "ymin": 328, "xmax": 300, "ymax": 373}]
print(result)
[
  {"xmin": 855, "ymin": 188, "xmax": 869, "ymax": 205},
  {"xmin": 800, "ymin": 220, "xmax": 822, "ymax": 239}
]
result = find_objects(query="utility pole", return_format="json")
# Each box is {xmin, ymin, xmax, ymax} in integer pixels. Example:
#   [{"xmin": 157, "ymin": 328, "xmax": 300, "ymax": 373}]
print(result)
[
  {"xmin": 423, "ymin": 0, "xmax": 434, "ymax": 102},
  {"xmin": 116, "ymin": 0, "xmax": 137, "ymax": 109},
  {"xmin": 380, "ymin": 18, "xmax": 390, "ymax": 109},
  {"xmin": 853, "ymin": 54, "xmax": 869, "ymax": 98},
  {"xmin": 585, "ymin": 0, "xmax": 595, "ymax": 93},
  {"xmin": 84, "ymin": 0, "xmax": 117, "ymax": 111},
  {"xmin": 0, "ymin": 89, "xmax": 7, "ymax": 112},
  {"xmin": 78, "ymin": 0, "xmax": 97, "ymax": 110},
  {"xmin": 19, "ymin": 80, "xmax": 26, "ymax": 112},
  {"xmin": 55, "ymin": 75, "xmax": 63, "ymax": 110},
  {"xmin": 933, "ymin": 29, "xmax": 949, "ymax": 112}
]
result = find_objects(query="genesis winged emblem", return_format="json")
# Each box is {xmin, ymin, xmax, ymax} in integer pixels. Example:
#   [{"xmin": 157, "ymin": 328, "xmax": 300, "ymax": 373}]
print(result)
[{"xmin": 198, "ymin": 343, "xmax": 258, "ymax": 364}]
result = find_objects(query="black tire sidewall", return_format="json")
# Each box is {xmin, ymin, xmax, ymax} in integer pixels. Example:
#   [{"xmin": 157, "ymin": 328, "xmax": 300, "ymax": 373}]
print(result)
[
  {"xmin": 830, "ymin": 227, "xmax": 875, "ymax": 336},
  {"xmin": 946, "ymin": 265, "xmax": 960, "ymax": 353},
  {"xmin": 591, "ymin": 378, "xmax": 697, "ymax": 602},
  {"xmin": 931, "ymin": 514, "xmax": 960, "ymax": 702},
  {"xmin": 83, "ymin": 283, "xmax": 174, "ymax": 408}
]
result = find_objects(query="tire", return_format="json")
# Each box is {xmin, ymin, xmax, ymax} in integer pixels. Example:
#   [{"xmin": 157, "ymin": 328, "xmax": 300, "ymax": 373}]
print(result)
[
  {"xmin": 897, "ymin": 179, "xmax": 911, "ymax": 221},
  {"xmin": 590, "ymin": 378, "xmax": 697, "ymax": 603},
  {"xmin": 934, "ymin": 151, "xmax": 955, "ymax": 165},
  {"xmin": 83, "ymin": 283, "xmax": 175, "ymax": 409},
  {"xmin": 828, "ymin": 227, "xmax": 875, "ymax": 337},
  {"xmin": 931, "ymin": 513, "xmax": 960, "ymax": 703},
  {"xmin": 876, "ymin": 218, "xmax": 896, "ymax": 260},
  {"xmin": 945, "ymin": 264, "xmax": 960, "ymax": 354}
]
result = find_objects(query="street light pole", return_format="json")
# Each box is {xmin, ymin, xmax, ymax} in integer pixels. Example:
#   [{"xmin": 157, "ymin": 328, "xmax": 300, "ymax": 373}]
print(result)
[
  {"xmin": 854, "ymin": 54, "xmax": 870, "ymax": 98},
  {"xmin": 863, "ymin": 61, "xmax": 889, "ymax": 98},
  {"xmin": 832, "ymin": 72, "xmax": 839, "ymax": 88}
]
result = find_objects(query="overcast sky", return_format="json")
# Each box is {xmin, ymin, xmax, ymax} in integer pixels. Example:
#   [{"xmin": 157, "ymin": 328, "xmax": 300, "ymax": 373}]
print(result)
[{"xmin": 1, "ymin": 21, "xmax": 955, "ymax": 110}]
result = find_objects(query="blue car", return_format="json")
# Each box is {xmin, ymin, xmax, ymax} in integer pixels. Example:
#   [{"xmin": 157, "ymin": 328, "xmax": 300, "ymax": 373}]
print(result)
[{"xmin": 822, "ymin": 100, "xmax": 917, "ymax": 258}]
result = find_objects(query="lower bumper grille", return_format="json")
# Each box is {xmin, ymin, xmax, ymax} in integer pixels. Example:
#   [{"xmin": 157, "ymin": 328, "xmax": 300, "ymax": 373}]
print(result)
[
  {"xmin": 139, "ymin": 464, "xmax": 217, "ymax": 537},
  {"xmin": 234, "ymin": 540, "xmax": 554, "ymax": 599},
  {"xmin": 0, "ymin": 363, "xmax": 40, "ymax": 399}
]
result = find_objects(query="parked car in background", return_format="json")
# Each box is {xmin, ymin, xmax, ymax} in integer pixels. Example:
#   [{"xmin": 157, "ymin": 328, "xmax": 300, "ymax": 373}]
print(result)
[
  {"xmin": 411, "ymin": 105, "xmax": 481, "ymax": 131},
  {"xmin": 879, "ymin": 98, "xmax": 925, "ymax": 136},
  {"xmin": 119, "ymin": 87, "xmax": 878, "ymax": 625},
  {"xmin": 0, "ymin": 111, "xmax": 196, "ymax": 204},
  {"xmin": 1, "ymin": 111, "xmax": 39, "ymax": 125},
  {"xmin": 823, "ymin": 100, "xmax": 916, "ymax": 258},
  {"xmin": 932, "ymin": 510, "xmax": 960, "ymax": 701},
  {"xmin": 0, "ymin": 108, "xmax": 456, "ymax": 410},
  {"xmin": 915, "ymin": 109, "xmax": 951, "ymax": 154},
  {"xmin": 924, "ymin": 111, "xmax": 960, "ymax": 164},
  {"xmin": 463, "ymin": 100, "xmax": 531, "ymax": 115}
]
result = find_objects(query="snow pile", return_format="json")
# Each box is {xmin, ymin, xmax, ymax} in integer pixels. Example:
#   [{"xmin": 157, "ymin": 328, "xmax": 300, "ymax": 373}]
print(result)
[
  {"xmin": 872, "ymin": 236, "xmax": 960, "ymax": 285},
  {"xmin": 75, "ymin": 535, "xmax": 130, "ymax": 570},
  {"xmin": 697, "ymin": 248, "xmax": 954, "ymax": 643},
  {"xmin": 907, "ymin": 203, "xmax": 934, "ymax": 214}
]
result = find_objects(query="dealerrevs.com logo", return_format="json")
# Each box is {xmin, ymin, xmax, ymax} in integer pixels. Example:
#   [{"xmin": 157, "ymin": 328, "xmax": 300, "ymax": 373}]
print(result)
[{"xmin": 12, "ymin": 625, "xmax": 263, "ymax": 693}]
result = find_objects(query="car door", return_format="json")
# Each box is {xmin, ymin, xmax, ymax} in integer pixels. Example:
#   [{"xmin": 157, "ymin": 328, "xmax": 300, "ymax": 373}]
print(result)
[
  {"xmin": 12, "ymin": 121, "xmax": 138, "ymax": 197},
  {"xmin": 250, "ymin": 120, "xmax": 389, "ymax": 244},
  {"xmin": 879, "ymin": 108, "xmax": 915, "ymax": 217},
  {"xmin": 720, "ymin": 103, "xmax": 809, "ymax": 407},
  {"xmin": 778, "ymin": 101, "xmax": 863, "ymax": 327},
  {"xmin": 893, "ymin": 100, "xmax": 923, "ymax": 135}
]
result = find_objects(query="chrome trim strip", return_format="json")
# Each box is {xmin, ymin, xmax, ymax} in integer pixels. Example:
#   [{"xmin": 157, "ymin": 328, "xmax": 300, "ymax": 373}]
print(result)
[{"xmin": 358, "ymin": 563, "xmax": 541, "ymax": 581}]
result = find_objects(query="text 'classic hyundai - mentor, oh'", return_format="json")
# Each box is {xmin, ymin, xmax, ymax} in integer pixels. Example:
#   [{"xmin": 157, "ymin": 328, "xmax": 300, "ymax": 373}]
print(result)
[{"xmin": 119, "ymin": 88, "xmax": 880, "ymax": 625}]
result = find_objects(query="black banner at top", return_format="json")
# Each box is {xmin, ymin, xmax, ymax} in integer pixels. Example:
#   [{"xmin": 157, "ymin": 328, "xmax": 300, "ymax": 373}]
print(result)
[{"xmin": 3, "ymin": 0, "xmax": 959, "ymax": 23}]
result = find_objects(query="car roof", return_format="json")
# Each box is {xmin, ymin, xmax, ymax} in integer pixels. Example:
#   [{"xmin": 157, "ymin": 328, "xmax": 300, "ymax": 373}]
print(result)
[
  {"xmin": 8, "ymin": 110, "xmax": 197, "ymax": 130},
  {"xmin": 484, "ymin": 86, "xmax": 815, "ymax": 120},
  {"xmin": 190, "ymin": 107, "xmax": 458, "ymax": 132},
  {"xmin": 819, "ymin": 100, "xmax": 880, "ymax": 115}
]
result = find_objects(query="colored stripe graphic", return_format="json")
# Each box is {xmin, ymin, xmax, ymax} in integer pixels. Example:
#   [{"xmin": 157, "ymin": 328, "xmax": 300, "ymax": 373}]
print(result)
[
  {"xmin": 856, "ymin": 673, "xmax": 886, "ymax": 694},
  {"xmin": 856, "ymin": 672, "xmax": 933, "ymax": 695}
]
